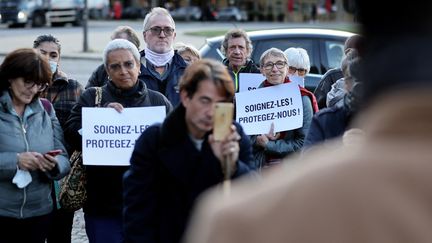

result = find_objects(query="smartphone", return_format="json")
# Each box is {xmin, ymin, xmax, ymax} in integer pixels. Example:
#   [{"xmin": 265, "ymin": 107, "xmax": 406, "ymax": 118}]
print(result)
[
  {"xmin": 45, "ymin": 149, "xmax": 62, "ymax": 157},
  {"xmin": 213, "ymin": 102, "xmax": 234, "ymax": 141}
]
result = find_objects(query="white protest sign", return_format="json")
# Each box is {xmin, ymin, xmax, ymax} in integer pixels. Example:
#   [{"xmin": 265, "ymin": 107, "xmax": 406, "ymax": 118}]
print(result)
[
  {"xmin": 238, "ymin": 73, "xmax": 265, "ymax": 92},
  {"xmin": 82, "ymin": 106, "xmax": 166, "ymax": 166},
  {"xmin": 235, "ymin": 83, "xmax": 303, "ymax": 135}
]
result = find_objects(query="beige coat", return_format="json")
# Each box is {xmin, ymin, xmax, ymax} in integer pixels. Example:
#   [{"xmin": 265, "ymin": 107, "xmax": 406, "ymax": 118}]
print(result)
[{"xmin": 184, "ymin": 89, "xmax": 432, "ymax": 243}]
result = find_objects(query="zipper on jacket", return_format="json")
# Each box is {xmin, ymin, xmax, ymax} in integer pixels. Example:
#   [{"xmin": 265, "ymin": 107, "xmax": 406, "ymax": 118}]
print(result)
[
  {"xmin": 20, "ymin": 188, "xmax": 27, "ymax": 218},
  {"xmin": 18, "ymin": 117, "xmax": 29, "ymax": 218}
]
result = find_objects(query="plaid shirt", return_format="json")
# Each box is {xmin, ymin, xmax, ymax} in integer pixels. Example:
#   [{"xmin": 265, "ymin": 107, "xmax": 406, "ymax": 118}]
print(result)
[{"xmin": 42, "ymin": 72, "xmax": 84, "ymax": 129}]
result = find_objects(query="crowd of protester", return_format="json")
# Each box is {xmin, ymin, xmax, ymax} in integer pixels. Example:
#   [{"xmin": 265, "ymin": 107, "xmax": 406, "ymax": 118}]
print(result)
[{"xmin": 3, "ymin": 1, "xmax": 427, "ymax": 242}]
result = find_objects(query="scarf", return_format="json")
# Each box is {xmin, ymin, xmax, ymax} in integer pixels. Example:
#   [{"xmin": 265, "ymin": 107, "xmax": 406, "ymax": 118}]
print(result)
[
  {"xmin": 144, "ymin": 47, "xmax": 174, "ymax": 67},
  {"xmin": 264, "ymin": 77, "xmax": 319, "ymax": 113}
]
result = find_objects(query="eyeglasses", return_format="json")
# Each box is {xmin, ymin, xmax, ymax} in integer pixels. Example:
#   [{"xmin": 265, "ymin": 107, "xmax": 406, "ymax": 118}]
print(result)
[
  {"xmin": 263, "ymin": 61, "xmax": 287, "ymax": 71},
  {"xmin": 288, "ymin": 66, "xmax": 307, "ymax": 75},
  {"xmin": 146, "ymin": 26, "xmax": 175, "ymax": 36},
  {"xmin": 23, "ymin": 80, "xmax": 48, "ymax": 92},
  {"xmin": 108, "ymin": 60, "xmax": 135, "ymax": 72}
]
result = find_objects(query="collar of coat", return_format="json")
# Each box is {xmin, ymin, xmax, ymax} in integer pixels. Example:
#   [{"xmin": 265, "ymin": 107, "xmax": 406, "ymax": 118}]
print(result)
[
  {"xmin": 222, "ymin": 58, "xmax": 260, "ymax": 73},
  {"xmin": 106, "ymin": 79, "xmax": 148, "ymax": 98},
  {"xmin": 160, "ymin": 104, "xmax": 209, "ymax": 148}
]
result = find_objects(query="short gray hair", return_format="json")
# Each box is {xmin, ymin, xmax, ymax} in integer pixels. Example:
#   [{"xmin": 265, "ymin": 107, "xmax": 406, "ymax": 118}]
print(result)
[
  {"xmin": 103, "ymin": 39, "xmax": 141, "ymax": 68},
  {"xmin": 220, "ymin": 29, "xmax": 253, "ymax": 57},
  {"xmin": 284, "ymin": 47, "xmax": 311, "ymax": 73},
  {"xmin": 111, "ymin": 25, "xmax": 141, "ymax": 49},
  {"xmin": 142, "ymin": 7, "xmax": 175, "ymax": 32},
  {"xmin": 259, "ymin": 48, "xmax": 288, "ymax": 67}
]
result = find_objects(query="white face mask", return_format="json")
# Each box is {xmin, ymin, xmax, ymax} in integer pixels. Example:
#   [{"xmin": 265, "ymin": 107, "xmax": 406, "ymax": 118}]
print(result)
[
  {"xmin": 288, "ymin": 74, "xmax": 305, "ymax": 87},
  {"xmin": 49, "ymin": 60, "xmax": 58, "ymax": 74}
]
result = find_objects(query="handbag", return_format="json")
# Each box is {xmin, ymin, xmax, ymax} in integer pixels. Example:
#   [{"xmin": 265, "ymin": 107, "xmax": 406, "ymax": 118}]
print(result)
[
  {"xmin": 58, "ymin": 87, "xmax": 102, "ymax": 211},
  {"xmin": 59, "ymin": 151, "xmax": 86, "ymax": 211}
]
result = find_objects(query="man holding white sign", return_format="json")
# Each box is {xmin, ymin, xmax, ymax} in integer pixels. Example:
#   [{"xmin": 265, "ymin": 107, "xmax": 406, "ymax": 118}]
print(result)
[
  {"xmin": 64, "ymin": 39, "xmax": 172, "ymax": 242},
  {"xmin": 238, "ymin": 48, "xmax": 317, "ymax": 170}
]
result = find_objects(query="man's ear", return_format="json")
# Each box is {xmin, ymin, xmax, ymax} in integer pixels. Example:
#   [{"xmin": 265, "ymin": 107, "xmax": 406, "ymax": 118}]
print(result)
[
  {"xmin": 180, "ymin": 90, "xmax": 189, "ymax": 107},
  {"xmin": 142, "ymin": 31, "xmax": 147, "ymax": 43}
]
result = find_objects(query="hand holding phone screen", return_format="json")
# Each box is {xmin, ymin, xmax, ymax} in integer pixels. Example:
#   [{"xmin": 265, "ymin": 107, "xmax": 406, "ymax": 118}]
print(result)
[
  {"xmin": 45, "ymin": 149, "xmax": 62, "ymax": 157},
  {"xmin": 213, "ymin": 103, "xmax": 234, "ymax": 141}
]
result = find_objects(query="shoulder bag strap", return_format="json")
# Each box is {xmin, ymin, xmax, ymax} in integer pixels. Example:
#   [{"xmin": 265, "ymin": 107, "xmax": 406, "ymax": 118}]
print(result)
[
  {"xmin": 40, "ymin": 98, "xmax": 52, "ymax": 115},
  {"xmin": 95, "ymin": 87, "xmax": 102, "ymax": 107}
]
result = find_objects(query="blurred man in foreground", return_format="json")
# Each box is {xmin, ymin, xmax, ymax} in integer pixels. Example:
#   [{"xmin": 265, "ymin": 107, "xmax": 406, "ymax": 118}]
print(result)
[{"xmin": 183, "ymin": 0, "xmax": 432, "ymax": 242}]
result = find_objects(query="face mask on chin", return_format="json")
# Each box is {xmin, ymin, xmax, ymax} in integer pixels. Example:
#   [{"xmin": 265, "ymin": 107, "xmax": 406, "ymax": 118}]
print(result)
[
  {"xmin": 288, "ymin": 74, "xmax": 305, "ymax": 87},
  {"xmin": 49, "ymin": 60, "xmax": 58, "ymax": 74}
]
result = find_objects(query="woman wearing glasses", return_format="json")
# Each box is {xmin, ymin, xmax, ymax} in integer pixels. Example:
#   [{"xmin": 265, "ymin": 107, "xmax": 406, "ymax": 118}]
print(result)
[
  {"xmin": 32, "ymin": 34, "xmax": 84, "ymax": 243},
  {"xmin": 0, "ymin": 48, "xmax": 70, "ymax": 243},
  {"xmin": 250, "ymin": 48, "xmax": 317, "ymax": 170},
  {"xmin": 284, "ymin": 47, "xmax": 310, "ymax": 88},
  {"xmin": 64, "ymin": 39, "xmax": 172, "ymax": 243}
]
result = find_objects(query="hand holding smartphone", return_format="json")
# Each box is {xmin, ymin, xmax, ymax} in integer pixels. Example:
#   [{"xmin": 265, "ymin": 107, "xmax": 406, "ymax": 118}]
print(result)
[
  {"xmin": 45, "ymin": 149, "xmax": 62, "ymax": 157},
  {"xmin": 213, "ymin": 102, "xmax": 234, "ymax": 141}
]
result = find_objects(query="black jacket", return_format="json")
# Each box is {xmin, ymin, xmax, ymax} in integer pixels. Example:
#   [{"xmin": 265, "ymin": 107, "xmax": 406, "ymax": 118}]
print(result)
[
  {"xmin": 64, "ymin": 79, "xmax": 173, "ymax": 217},
  {"xmin": 123, "ymin": 104, "xmax": 256, "ymax": 243},
  {"xmin": 222, "ymin": 58, "xmax": 260, "ymax": 92},
  {"xmin": 85, "ymin": 64, "xmax": 107, "ymax": 89},
  {"xmin": 303, "ymin": 103, "xmax": 351, "ymax": 149},
  {"xmin": 139, "ymin": 50, "xmax": 187, "ymax": 107},
  {"xmin": 313, "ymin": 68, "xmax": 343, "ymax": 109}
]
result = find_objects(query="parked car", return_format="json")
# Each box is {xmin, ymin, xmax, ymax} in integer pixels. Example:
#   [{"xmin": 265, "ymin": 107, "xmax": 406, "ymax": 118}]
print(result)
[
  {"xmin": 0, "ymin": 0, "xmax": 83, "ymax": 27},
  {"xmin": 199, "ymin": 28, "xmax": 355, "ymax": 92},
  {"xmin": 121, "ymin": 6, "xmax": 148, "ymax": 19},
  {"xmin": 216, "ymin": 7, "xmax": 248, "ymax": 21},
  {"xmin": 170, "ymin": 6, "xmax": 202, "ymax": 21},
  {"xmin": 87, "ymin": 0, "xmax": 110, "ymax": 19}
]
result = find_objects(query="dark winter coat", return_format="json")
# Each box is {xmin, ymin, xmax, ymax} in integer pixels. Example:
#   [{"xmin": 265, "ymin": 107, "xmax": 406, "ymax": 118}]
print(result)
[
  {"xmin": 123, "ymin": 104, "xmax": 256, "ymax": 243},
  {"xmin": 85, "ymin": 64, "xmax": 107, "ymax": 89},
  {"xmin": 64, "ymin": 79, "xmax": 172, "ymax": 217},
  {"xmin": 313, "ymin": 68, "xmax": 343, "ymax": 109},
  {"xmin": 139, "ymin": 50, "xmax": 187, "ymax": 107},
  {"xmin": 303, "ymin": 101, "xmax": 351, "ymax": 149},
  {"xmin": 222, "ymin": 58, "xmax": 260, "ymax": 92}
]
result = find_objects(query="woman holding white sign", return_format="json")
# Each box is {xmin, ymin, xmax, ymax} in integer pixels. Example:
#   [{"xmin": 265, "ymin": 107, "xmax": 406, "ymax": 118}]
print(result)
[
  {"xmin": 64, "ymin": 39, "xmax": 172, "ymax": 243},
  {"xmin": 251, "ymin": 48, "xmax": 318, "ymax": 170}
]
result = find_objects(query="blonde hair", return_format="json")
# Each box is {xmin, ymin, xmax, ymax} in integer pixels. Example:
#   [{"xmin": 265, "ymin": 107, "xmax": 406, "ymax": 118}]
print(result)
[{"xmin": 174, "ymin": 42, "xmax": 201, "ymax": 59}]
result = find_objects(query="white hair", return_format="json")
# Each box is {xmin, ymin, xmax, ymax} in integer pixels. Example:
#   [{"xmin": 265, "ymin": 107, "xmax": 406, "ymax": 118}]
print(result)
[
  {"xmin": 103, "ymin": 39, "xmax": 141, "ymax": 68},
  {"xmin": 284, "ymin": 47, "xmax": 311, "ymax": 73},
  {"xmin": 259, "ymin": 48, "xmax": 288, "ymax": 67},
  {"xmin": 142, "ymin": 7, "xmax": 175, "ymax": 32}
]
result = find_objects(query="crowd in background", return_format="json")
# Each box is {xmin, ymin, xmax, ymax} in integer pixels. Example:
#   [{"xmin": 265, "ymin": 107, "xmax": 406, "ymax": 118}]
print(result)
[{"xmin": 3, "ymin": 1, "xmax": 428, "ymax": 242}]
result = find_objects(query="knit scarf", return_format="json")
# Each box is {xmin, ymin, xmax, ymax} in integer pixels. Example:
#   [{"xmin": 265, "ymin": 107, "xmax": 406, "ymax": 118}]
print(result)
[
  {"xmin": 264, "ymin": 77, "xmax": 319, "ymax": 113},
  {"xmin": 144, "ymin": 47, "xmax": 174, "ymax": 67}
]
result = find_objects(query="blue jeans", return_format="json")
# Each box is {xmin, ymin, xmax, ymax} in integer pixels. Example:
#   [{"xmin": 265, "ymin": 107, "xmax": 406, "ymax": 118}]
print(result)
[{"xmin": 84, "ymin": 214, "xmax": 124, "ymax": 243}]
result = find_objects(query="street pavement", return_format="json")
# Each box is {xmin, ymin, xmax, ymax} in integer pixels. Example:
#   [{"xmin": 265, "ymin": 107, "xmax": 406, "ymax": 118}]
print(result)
[{"xmin": 0, "ymin": 21, "xmax": 206, "ymax": 61}]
